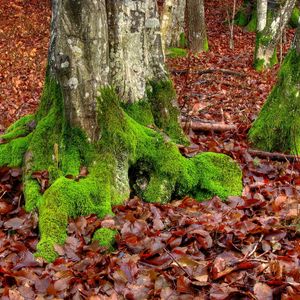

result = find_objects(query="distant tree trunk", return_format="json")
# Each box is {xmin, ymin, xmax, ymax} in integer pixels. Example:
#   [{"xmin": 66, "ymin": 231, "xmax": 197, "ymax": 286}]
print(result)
[
  {"xmin": 249, "ymin": 26, "xmax": 300, "ymax": 153},
  {"xmin": 254, "ymin": 0, "xmax": 296, "ymax": 71},
  {"xmin": 160, "ymin": 0, "xmax": 186, "ymax": 51},
  {"xmin": 0, "ymin": 0, "xmax": 242, "ymax": 262},
  {"xmin": 186, "ymin": 0, "xmax": 208, "ymax": 53},
  {"xmin": 257, "ymin": 0, "xmax": 268, "ymax": 32}
]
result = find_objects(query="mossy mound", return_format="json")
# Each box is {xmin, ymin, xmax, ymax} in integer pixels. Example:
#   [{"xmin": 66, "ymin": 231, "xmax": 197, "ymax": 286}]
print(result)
[
  {"xmin": 93, "ymin": 228, "xmax": 117, "ymax": 251},
  {"xmin": 249, "ymin": 49, "xmax": 300, "ymax": 153},
  {"xmin": 0, "ymin": 74, "xmax": 243, "ymax": 262}
]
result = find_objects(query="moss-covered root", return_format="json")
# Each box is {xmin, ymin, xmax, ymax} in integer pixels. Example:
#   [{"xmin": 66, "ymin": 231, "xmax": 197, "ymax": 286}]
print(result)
[
  {"xmin": 249, "ymin": 49, "xmax": 300, "ymax": 154},
  {"xmin": 92, "ymin": 228, "xmax": 117, "ymax": 251},
  {"xmin": 289, "ymin": 7, "xmax": 300, "ymax": 28}
]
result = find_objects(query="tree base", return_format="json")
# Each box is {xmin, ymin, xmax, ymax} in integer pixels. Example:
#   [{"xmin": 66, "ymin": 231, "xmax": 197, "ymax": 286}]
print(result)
[
  {"xmin": 249, "ymin": 49, "xmax": 300, "ymax": 153},
  {"xmin": 0, "ymin": 78, "xmax": 243, "ymax": 262}
]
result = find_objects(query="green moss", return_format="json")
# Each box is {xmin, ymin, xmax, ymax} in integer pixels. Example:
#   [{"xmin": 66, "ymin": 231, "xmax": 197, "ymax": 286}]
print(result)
[
  {"xmin": 5, "ymin": 115, "xmax": 34, "ymax": 133},
  {"xmin": 203, "ymin": 38, "xmax": 209, "ymax": 52},
  {"xmin": 249, "ymin": 49, "xmax": 300, "ymax": 154},
  {"xmin": 289, "ymin": 7, "xmax": 300, "ymax": 28},
  {"xmin": 92, "ymin": 228, "xmax": 117, "ymax": 251},
  {"xmin": 191, "ymin": 152, "xmax": 243, "ymax": 200},
  {"xmin": 0, "ymin": 134, "xmax": 31, "ymax": 167},
  {"xmin": 179, "ymin": 32, "xmax": 187, "ymax": 48},
  {"xmin": 166, "ymin": 47, "xmax": 188, "ymax": 58},
  {"xmin": 147, "ymin": 80, "xmax": 187, "ymax": 144},
  {"xmin": 246, "ymin": 12, "xmax": 257, "ymax": 32},
  {"xmin": 235, "ymin": 10, "xmax": 250, "ymax": 27},
  {"xmin": 123, "ymin": 101, "xmax": 154, "ymax": 126},
  {"xmin": 24, "ymin": 178, "xmax": 43, "ymax": 212}
]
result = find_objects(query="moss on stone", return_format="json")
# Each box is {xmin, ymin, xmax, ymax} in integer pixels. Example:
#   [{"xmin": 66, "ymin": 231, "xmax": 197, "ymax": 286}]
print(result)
[
  {"xmin": 289, "ymin": 7, "xmax": 300, "ymax": 28},
  {"xmin": 249, "ymin": 49, "xmax": 300, "ymax": 154},
  {"xmin": 92, "ymin": 228, "xmax": 117, "ymax": 251},
  {"xmin": 166, "ymin": 47, "xmax": 188, "ymax": 58}
]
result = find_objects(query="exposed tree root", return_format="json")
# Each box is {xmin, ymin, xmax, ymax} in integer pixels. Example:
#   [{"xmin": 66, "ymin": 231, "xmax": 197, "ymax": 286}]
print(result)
[
  {"xmin": 181, "ymin": 118, "xmax": 237, "ymax": 132},
  {"xmin": 248, "ymin": 149, "xmax": 300, "ymax": 162},
  {"xmin": 171, "ymin": 68, "xmax": 246, "ymax": 77}
]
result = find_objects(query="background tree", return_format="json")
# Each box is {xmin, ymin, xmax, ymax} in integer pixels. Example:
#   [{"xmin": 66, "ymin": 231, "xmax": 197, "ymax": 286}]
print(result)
[
  {"xmin": 257, "ymin": 0, "xmax": 268, "ymax": 32},
  {"xmin": 186, "ymin": 0, "xmax": 208, "ymax": 52},
  {"xmin": 254, "ymin": 0, "xmax": 296, "ymax": 71},
  {"xmin": 249, "ymin": 25, "xmax": 300, "ymax": 153},
  {"xmin": 160, "ymin": 0, "xmax": 186, "ymax": 52},
  {"xmin": 0, "ymin": 0, "xmax": 242, "ymax": 261}
]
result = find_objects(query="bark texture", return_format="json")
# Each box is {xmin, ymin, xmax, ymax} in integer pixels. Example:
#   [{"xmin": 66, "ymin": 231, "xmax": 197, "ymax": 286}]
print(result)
[
  {"xmin": 160, "ymin": 0, "xmax": 186, "ymax": 50},
  {"xmin": 257, "ymin": 0, "xmax": 268, "ymax": 32},
  {"xmin": 254, "ymin": 0, "xmax": 296, "ymax": 71},
  {"xmin": 186, "ymin": 0, "xmax": 208, "ymax": 53},
  {"xmin": 249, "ymin": 26, "xmax": 300, "ymax": 153}
]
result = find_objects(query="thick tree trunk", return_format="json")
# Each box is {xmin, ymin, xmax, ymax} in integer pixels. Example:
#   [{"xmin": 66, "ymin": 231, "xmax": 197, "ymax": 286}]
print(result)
[
  {"xmin": 254, "ymin": 0, "xmax": 296, "ymax": 71},
  {"xmin": 160, "ymin": 0, "xmax": 186, "ymax": 51},
  {"xmin": 257, "ymin": 0, "xmax": 268, "ymax": 32},
  {"xmin": 186, "ymin": 0, "xmax": 208, "ymax": 53},
  {"xmin": 249, "ymin": 26, "xmax": 300, "ymax": 153},
  {"xmin": 0, "ymin": 0, "xmax": 242, "ymax": 262}
]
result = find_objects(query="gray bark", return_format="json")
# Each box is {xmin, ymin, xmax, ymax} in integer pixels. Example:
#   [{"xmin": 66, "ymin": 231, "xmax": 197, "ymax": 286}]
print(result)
[
  {"xmin": 255, "ymin": 0, "xmax": 296, "ymax": 69},
  {"xmin": 186, "ymin": 0, "xmax": 208, "ymax": 53},
  {"xmin": 49, "ymin": 0, "xmax": 167, "ymax": 141},
  {"xmin": 257, "ymin": 0, "xmax": 268, "ymax": 32},
  {"xmin": 160, "ymin": 0, "xmax": 186, "ymax": 50}
]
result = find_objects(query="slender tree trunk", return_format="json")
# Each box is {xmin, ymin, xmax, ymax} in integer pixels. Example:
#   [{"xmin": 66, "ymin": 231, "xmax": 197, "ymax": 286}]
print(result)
[
  {"xmin": 186, "ymin": 0, "xmax": 208, "ymax": 53},
  {"xmin": 160, "ymin": 0, "xmax": 186, "ymax": 51},
  {"xmin": 254, "ymin": 0, "xmax": 296, "ymax": 71},
  {"xmin": 257, "ymin": 0, "xmax": 268, "ymax": 32},
  {"xmin": 249, "ymin": 26, "xmax": 300, "ymax": 153}
]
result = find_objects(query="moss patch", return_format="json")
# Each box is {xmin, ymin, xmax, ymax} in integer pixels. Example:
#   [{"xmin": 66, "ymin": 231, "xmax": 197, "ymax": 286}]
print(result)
[
  {"xmin": 249, "ymin": 49, "xmax": 300, "ymax": 153},
  {"xmin": 166, "ymin": 47, "xmax": 187, "ymax": 58},
  {"xmin": 93, "ymin": 228, "xmax": 117, "ymax": 251},
  {"xmin": 289, "ymin": 7, "xmax": 300, "ymax": 28}
]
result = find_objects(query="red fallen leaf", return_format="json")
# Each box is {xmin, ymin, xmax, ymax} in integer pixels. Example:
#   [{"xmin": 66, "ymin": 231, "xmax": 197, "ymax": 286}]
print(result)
[
  {"xmin": 253, "ymin": 282, "xmax": 273, "ymax": 300},
  {"xmin": 4, "ymin": 217, "xmax": 24, "ymax": 230},
  {"xmin": 54, "ymin": 277, "xmax": 72, "ymax": 292},
  {"xmin": 13, "ymin": 251, "xmax": 40, "ymax": 270},
  {"xmin": 0, "ymin": 201, "xmax": 13, "ymax": 214},
  {"xmin": 35, "ymin": 278, "xmax": 51, "ymax": 294},
  {"xmin": 265, "ymin": 231, "xmax": 286, "ymax": 242},
  {"xmin": 236, "ymin": 261, "xmax": 258, "ymax": 270},
  {"xmin": 176, "ymin": 275, "xmax": 191, "ymax": 293}
]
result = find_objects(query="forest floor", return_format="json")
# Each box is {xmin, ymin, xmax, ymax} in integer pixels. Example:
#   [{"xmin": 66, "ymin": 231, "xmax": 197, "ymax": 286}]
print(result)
[{"xmin": 0, "ymin": 0, "xmax": 300, "ymax": 299}]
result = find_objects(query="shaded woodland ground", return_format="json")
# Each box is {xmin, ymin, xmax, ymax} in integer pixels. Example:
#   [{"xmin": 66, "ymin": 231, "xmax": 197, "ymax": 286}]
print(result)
[{"xmin": 0, "ymin": 0, "xmax": 300, "ymax": 299}]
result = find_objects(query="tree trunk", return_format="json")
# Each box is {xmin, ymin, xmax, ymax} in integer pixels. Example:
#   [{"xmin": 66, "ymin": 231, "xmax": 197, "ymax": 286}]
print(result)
[
  {"xmin": 249, "ymin": 26, "xmax": 300, "ymax": 153},
  {"xmin": 186, "ymin": 0, "xmax": 208, "ymax": 53},
  {"xmin": 160, "ymin": 0, "xmax": 186, "ymax": 51},
  {"xmin": 257, "ymin": 0, "xmax": 268, "ymax": 32},
  {"xmin": 0, "ymin": 0, "xmax": 242, "ymax": 262},
  {"xmin": 254, "ymin": 0, "xmax": 296, "ymax": 71}
]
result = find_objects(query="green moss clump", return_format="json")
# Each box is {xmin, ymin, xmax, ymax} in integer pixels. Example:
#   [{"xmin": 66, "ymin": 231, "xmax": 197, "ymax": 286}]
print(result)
[
  {"xmin": 166, "ymin": 47, "xmax": 188, "ymax": 58},
  {"xmin": 5, "ymin": 115, "xmax": 34, "ymax": 134},
  {"xmin": 123, "ymin": 101, "xmax": 154, "ymax": 126},
  {"xmin": 191, "ymin": 152, "xmax": 243, "ymax": 200},
  {"xmin": 24, "ymin": 178, "xmax": 43, "ymax": 212},
  {"xmin": 249, "ymin": 49, "xmax": 300, "ymax": 153},
  {"xmin": 246, "ymin": 12, "xmax": 257, "ymax": 32},
  {"xmin": 0, "ymin": 134, "xmax": 31, "ymax": 167},
  {"xmin": 289, "ymin": 7, "xmax": 300, "ymax": 28},
  {"xmin": 92, "ymin": 228, "xmax": 117, "ymax": 251}
]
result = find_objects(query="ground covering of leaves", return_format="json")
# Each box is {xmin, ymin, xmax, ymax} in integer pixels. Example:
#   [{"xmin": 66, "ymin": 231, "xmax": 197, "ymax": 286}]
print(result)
[{"xmin": 1, "ymin": 0, "xmax": 300, "ymax": 299}]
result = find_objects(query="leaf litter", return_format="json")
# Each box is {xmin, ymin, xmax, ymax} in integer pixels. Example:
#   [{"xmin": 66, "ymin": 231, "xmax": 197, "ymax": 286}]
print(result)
[{"xmin": 0, "ymin": 0, "xmax": 300, "ymax": 299}]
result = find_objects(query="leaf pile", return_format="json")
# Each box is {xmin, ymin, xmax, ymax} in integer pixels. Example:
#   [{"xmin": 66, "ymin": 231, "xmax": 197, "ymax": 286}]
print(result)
[{"xmin": 0, "ymin": 0, "xmax": 50, "ymax": 131}]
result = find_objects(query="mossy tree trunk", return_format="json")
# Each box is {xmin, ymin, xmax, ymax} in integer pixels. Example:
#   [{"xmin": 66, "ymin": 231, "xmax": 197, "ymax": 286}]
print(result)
[
  {"xmin": 0, "ymin": 0, "xmax": 242, "ymax": 261},
  {"xmin": 235, "ymin": 0, "xmax": 256, "ymax": 28},
  {"xmin": 186, "ymin": 0, "xmax": 208, "ymax": 53},
  {"xmin": 160, "ymin": 0, "xmax": 186, "ymax": 52},
  {"xmin": 254, "ymin": 0, "xmax": 296, "ymax": 71},
  {"xmin": 249, "ymin": 26, "xmax": 300, "ymax": 153}
]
